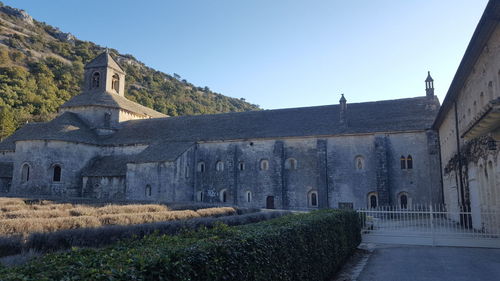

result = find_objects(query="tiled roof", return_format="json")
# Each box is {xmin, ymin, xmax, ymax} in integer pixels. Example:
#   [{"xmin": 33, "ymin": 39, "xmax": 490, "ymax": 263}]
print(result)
[
  {"xmin": 81, "ymin": 155, "xmax": 129, "ymax": 177},
  {"xmin": 60, "ymin": 91, "xmax": 166, "ymax": 118},
  {"xmin": 0, "ymin": 112, "xmax": 98, "ymax": 151},
  {"xmin": 102, "ymin": 96, "xmax": 440, "ymax": 146},
  {"xmin": 85, "ymin": 51, "xmax": 124, "ymax": 73}
]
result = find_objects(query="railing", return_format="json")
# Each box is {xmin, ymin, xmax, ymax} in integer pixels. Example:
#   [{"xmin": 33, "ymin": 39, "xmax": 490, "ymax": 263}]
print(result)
[{"xmin": 357, "ymin": 204, "xmax": 500, "ymax": 247}]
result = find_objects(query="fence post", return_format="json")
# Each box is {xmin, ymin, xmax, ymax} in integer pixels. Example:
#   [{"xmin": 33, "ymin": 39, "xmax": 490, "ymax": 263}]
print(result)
[{"xmin": 430, "ymin": 204, "xmax": 435, "ymax": 246}]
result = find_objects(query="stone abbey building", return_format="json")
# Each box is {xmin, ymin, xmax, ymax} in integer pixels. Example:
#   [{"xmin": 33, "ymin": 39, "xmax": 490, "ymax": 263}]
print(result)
[{"xmin": 0, "ymin": 51, "xmax": 443, "ymax": 210}]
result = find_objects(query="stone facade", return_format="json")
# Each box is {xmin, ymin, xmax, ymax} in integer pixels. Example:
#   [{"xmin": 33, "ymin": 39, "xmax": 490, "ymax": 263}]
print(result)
[
  {"xmin": 0, "ymin": 51, "xmax": 443, "ymax": 210},
  {"xmin": 434, "ymin": 0, "xmax": 500, "ymax": 230}
]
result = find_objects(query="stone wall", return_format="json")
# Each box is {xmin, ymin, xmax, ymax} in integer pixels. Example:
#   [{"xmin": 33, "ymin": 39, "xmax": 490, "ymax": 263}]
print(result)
[
  {"xmin": 11, "ymin": 140, "xmax": 101, "ymax": 197},
  {"xmin": 82, "ymin": 176, "xmax": 126, "ymax": 199},
  {"xmin": 438, "ymin": 24, "xmax": 500, "ymax": 216},
  {"xmin": 170, "ymin": 131, "xmax": 443, "ymax": 210}
]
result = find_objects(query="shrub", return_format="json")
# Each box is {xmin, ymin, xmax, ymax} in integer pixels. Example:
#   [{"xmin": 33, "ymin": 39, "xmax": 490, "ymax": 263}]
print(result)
[
  {"xmin": 0, "ymin": 216, "xmax": 101, "ymax": 235},
  {"xmin": 0, "ymin": 210, "xmax": 69, "ymax": 219},
  {"xmin": 95, "ymin": 204, "xmax": 169, "ymax": 215},
  {"xmin": 0, "ymin": 210, "xmax": 360, "ymax": 280},
  {"xmin": 1, "ymin": 210, "xmax": 287, "ymax": 257},
  {"xmin": 0, "ymin": 236, "xmax": 22, "ymax": 257}
]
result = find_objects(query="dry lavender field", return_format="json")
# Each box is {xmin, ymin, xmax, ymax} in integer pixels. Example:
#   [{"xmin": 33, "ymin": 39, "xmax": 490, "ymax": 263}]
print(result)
[{"xmin": 0, "ymin": 197, "xmax": 236, "ymax": 236}]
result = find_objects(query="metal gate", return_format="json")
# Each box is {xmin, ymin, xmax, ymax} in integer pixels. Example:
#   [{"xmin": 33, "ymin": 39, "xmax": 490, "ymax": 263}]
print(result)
[{"xmin": 357, "ymin": 205, "xmax": 500, "ymax": 248}]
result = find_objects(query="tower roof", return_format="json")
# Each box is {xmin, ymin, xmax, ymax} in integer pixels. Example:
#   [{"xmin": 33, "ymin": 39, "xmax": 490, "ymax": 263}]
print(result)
[
  {"xmin": 425, "ymin": 71, "xmax": 434, "ymax": 82},
  {"xmin": 339, "ymin": 94, "xmax": 347, "ymax": 103},
  {"xmin": 85, "ymin": 50, "xmax": 124, "ymax": 73}
]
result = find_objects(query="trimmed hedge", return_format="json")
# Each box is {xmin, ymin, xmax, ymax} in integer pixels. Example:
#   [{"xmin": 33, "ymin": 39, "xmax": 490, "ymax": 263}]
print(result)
[{"xmin": 0, "ymin": 210, "xmax": 361, "ymax": 281}]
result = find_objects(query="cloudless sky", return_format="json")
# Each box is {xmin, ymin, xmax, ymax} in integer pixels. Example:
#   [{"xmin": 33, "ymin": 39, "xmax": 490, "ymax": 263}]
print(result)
[{"xmin": 3, "ymin": 0, "xmax": 489, "ymax": 109}]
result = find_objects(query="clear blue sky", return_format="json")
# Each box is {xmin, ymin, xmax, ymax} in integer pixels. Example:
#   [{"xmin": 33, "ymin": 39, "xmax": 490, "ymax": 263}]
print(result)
[{"xmin": 3, "ymin": 0, "xmax": 489, "ymax": 109}]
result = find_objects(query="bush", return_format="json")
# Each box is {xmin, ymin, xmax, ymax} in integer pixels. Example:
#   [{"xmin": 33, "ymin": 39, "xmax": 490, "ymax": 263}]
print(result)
[
  {"xmin": 0, "ymin": 209, "xmax": 285, "ymax": 257},
  {"xmin": 0, "ymin": 210, "xmax": 360, "ymax": 280}
]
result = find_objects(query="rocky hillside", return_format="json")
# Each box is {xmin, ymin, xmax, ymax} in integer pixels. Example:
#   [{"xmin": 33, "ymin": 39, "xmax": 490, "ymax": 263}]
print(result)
[{"xmin": 0, "ymin": 3, "xmax": 259, "ymax": 140}]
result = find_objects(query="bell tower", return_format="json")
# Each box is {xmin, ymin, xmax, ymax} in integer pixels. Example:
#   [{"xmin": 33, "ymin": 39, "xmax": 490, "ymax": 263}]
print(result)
[
  {"xmin": 425, "ymin": 71, "xmax": 434, "ymax": 98},
  {"xmin": 83, "ymin": 49, "xmax": 126, "ymax": 96},
  {"xmin": 339, "ymin": 94, "xmax": 347, "ymax": 126}
]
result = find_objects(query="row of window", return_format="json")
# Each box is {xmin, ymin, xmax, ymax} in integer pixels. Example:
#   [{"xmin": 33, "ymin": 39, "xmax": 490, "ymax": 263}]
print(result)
[
  {"xmin": 196, "ymin": 158, "xmax": 297, "ymax": 173},
  {"xmin": 196, "ymin": 189, "xmax": 319, "ymax": 208},
  {"xmin": 367, "ymin": 191, "xmax": 410, "ymax": 209},
  {"xmin": 21, "ymin": 163, "xmax": 61, "ymax": 183},
  {"xmin": 196, "ymin": 155, "xmax": 413, "ymax": 173}
]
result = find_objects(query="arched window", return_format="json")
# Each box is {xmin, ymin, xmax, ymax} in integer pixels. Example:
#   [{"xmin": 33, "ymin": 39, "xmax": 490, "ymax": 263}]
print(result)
[
  {"xmin": 104, "ymin": 112, "xmax": 111, "ymax": 128},
  {"xmin": 145, "ymin": 184, "xmax": 152, "ymax": 197},
  {"xmin": 400, "ymin": 156, "xmax": 406, "ymax": 170},
  {"xmin": 399, "ymin": 192, "xmax": 409, "ymax": 209},
  {"xmin": 355, "ymin": 156, "xmax": 364, "ymax": 170},
  {"xmin": 406, "ymin": 155, "xmax": 413, "ymax": 169},
  {"xmin": 216, "ymin": 161, "xmax": 224, "ymax": 172},
  {"xmin": 308, "ymin": 190, "xmax": 318, "ymax": 207},
  {"xmin": 238, "ymin": 161, "xmax": 245, "ymax": 171},
  {"xmin": 245, "ymin": 191, "xmax": 252, "ymax": 203},
  {"xmin": 92, "ymin": 72, "xmax": 100, "ymax": 89},
  {"xmin": 368, "ymin": 192, "xmax": 378, "ymax": 209},
  {"xmin": 21, "ymin": 163, "xmax": 30, "ymax": 182},
  {"xmin": 197, "ymin": 190, "xmax": 203, "ymax": 202},
  {"xmin": 488, "ymin": 81, "xmax": 494, "ymax": 99},
  {"xmin": 111, "ymin": 74, "xmax": 120, "ymax": 93},
  {"xmin": 220, "ymin": 189, "xmax": 228, "ymax": 203},
  {"xmin": 52, "ymin": 165, "xmax": 61, "ymax": 182},
  {"xmin": 197, "ymin": 162, "xmax": 205, "ymax": 173},
  {"xmin": 480, "ymin": 92, "xmax": 485, "ymax": 106},
  {"xmin": 260, "ymin": 159, "xmax": 269, "ymax": 171},
  {"xmin": 285, "ymin": 158, "xmax": 297, "ymax": 170}
]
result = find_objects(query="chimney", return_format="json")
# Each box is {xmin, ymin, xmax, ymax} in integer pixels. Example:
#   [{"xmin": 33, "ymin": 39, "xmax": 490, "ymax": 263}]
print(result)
[
  {"xmin": 425, "ymin": 71, "xmax": 434, "ymax": 98},
  {"xmin": 339, "ymin": 94, "xmax": 347, "ymax": 126}
]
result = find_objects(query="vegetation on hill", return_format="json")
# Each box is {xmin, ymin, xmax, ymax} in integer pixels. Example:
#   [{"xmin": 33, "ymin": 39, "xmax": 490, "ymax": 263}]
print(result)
[{"xmin": 0, "ymin": 3, "xmax": 259, "ymax": 140}]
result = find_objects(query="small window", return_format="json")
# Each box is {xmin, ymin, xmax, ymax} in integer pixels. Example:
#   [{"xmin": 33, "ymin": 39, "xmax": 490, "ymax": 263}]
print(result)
[
  {"xmin": 308, "ymin": 190, "xmax": 318, "ymax": 207},
  {"xmin": 400, "ymin": 156, "xmax": 406, "ymax": 170},
  {"xmin": 52, "ymin": 165, "xmax": 61, "ymax": 182},
  {"xmin": 399, "ymin": 192, "xmax": 409, "ymax": 209},
  {"xmin": 185, "ymin": 166, "xmax": 190, "ymax": 178},
  {"xmin": 406, "ymin": 155, "xmax": 413, "ymax": 169},
  {"xmin": 285, "ymin": 158, "xmax": 297, "ymax": 170},
  {"xmin": 104, "ymin": 112, "xmax": 111, "ymax": 128},
  {"xmin": 368, "ymin": 192, "xmax": 378, "ymax": 208},
  {"xmin": 220, "ymin": 189, "xmax": 228, "ymax": 203},
  {"xmin": 111, "ymin": 74, "xmax": 120, "ymax": 93},
  {"xmin": 197, "ymin": 162, "xmax": 205, "ymax": 173},
  {"xmin": 245, "ymin": 191, "xmax": 252, "ymax": 203},
  {"xmin": 197, "ymin": 190, "xmax": 203, "ymax": 202},
  {"xmin": 145, "ymin": 184, "xmax": 152, "ymax": 197},
  {"xmin": 21, "ymin": 163, "xmax": 30, "ymax": 182},
  {"xmin": 216, "ymin": 161, "xmax": 224, "ymax": 172},
  {"xmin": 355, "ymin": 156, "xmax": 364, "ymax": 170},
  {"xmin": 238, "ymin": 161, "xmax": 245, "ymax": 171},
  {"xmin": 260, "ymin": 159, "xmax": 269, "ymax": 171},
  {"xmin": 92, "ymin": 71, "xmax": 100, "ymax": 88}
]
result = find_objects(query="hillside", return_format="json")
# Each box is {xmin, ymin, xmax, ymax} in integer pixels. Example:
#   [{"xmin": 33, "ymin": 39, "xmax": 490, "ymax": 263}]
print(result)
[{"xmin": 0, "ymin": 3, "xmax": 259, "ymax": 140}]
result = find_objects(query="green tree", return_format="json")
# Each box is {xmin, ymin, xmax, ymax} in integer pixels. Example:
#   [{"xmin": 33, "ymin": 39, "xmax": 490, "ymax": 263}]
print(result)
[{"xmin": 0, "ymin": 106, "xmax": 15, "ymax": 141}]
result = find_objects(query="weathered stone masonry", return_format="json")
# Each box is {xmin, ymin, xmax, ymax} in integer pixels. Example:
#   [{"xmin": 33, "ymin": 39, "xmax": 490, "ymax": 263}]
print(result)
[{"xmin": 0, "ymin": 51, "xmax": 443, "ymax": 210}]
